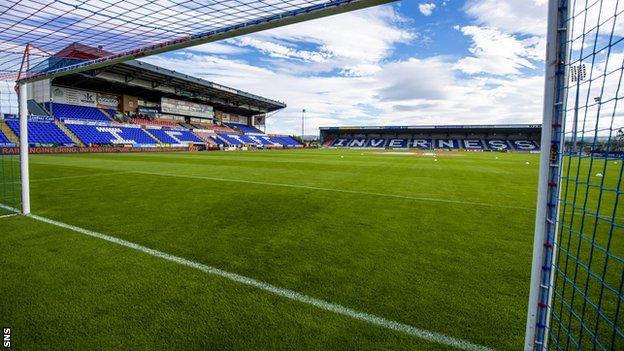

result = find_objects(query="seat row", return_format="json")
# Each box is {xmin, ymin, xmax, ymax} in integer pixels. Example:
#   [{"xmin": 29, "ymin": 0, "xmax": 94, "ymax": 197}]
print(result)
[
  {"xmin": 328, "ymin": 138, "xmax": 539, "ymax": 150},
  {"xmin": 5, "ymin": 119, "xmax": 74, "ymax": 146},
  {"xmin": 2, "ymin": 117, "xmax": 302, "ymax": 148},
  {"xmin": 212, "ymin": 133, "xmax": 302, "ymax": 147}
]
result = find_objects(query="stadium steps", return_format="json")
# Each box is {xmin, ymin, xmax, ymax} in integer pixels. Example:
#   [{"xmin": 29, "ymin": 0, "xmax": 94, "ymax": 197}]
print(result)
[
  {"xmin": 0, "ymin": 121, "xmax": 19, "ymax": 143},
  {"xmin": 27, "ymin": 99, "xmax": 50, "ymax": 116},
  {"xmin": 193, "ymin": 131, "xmax": 218, "ymax": 147},
  {"xmin": 54, "ymin": 120, "xmax": 85, "ymax": 147},
  {"xmin": 98, "ymin": 108, "xmax": 116, "ymax": 122},
  {"xmin": 141, "ymin": 128, "xmax": 164, "ymax": 144},
  {"xmin": 179, "ymin": 122, "xmax": 195, "ymax": 130}
]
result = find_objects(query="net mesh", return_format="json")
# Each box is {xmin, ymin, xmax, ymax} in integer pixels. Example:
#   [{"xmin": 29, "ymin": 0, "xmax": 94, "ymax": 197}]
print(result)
[
  {"xmin": 0, "ymin": 152, "xmax": 20, "ymax": 216},
  {"xmin": 0, "ymin": 0, "xmax": 384, "ymax": 215},
  {"xmin": 0, "ymin": 82, "xmax": 20, "ymax": 215},
  {"xmin": 544, "ymin": 0, "xmax": 624, "ymax": 349},
  {"xmin": 0, "ymin": 0, "xmax": 379, "ymax": 81}
]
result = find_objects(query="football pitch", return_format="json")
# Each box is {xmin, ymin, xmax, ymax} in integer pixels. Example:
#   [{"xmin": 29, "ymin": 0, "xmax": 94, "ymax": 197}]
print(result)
[{"xmin": 1, "ymin": 149, "xmax": 547, "ymax": 350}]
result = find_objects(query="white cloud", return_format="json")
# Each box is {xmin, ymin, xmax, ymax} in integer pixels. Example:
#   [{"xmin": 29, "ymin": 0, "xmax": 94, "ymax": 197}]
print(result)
[
  {"xmin": 186, "ymin": 41, "xmax": 249, "ymax": 55},
  {"xmin": 235, "ymin": 37, "xmax": 329, "ymax": 63},
  {"xmin": 464, "ymin": 0, "xmax": 548, "ymax": 36},
  {"xmin": 143, "ymin": 51, "xmax": 546, "ymax": 135},
  {"xmin": 455, "ymin": 26, "xmax": 543, "ymax": 75},
  {"xmin": 237, "ymin": 6, "xmax": 414, "ymax": 76},
  {"xmin": 371, "ymin": 57, "xmax": 544, "ymax": 126},
  {"xmin": 140, "ymin": 3, "xmax": 552, "ymax": 135},
  {"xmin": 418, "ymin": 3, "xmax": 436, "ymax": 16}
]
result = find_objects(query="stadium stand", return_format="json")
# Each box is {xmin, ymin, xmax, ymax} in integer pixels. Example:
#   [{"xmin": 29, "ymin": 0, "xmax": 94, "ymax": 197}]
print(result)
[
  {"xmin": 5, "ymin": 44, "xmax": 287, "ymax": 153},
  {"xmin": 210, "ymin": 135, "xmax": 228, "ymax": 146},
  {"xmin": 47, "ymin": 103, "xmax": 112, "ymax": 122},
  {"xmin": 66, "ymin": 122, "xmax": 158, "ymax": 145},
  {"xmin": 321, "ymin": 125, "xmax": 541, "ymax": 151},
  {"xmin": 217, "ymin": 133, "xmax": 248, "ymax": 145},
  {"xmin": 195, "ymin": 123, "xmax": 238, "ymax": 134},
  {"xmin": 248, "ymin": 135, "xmax": 276, "ymax": 146},
  {"xmin": 148, "ymin": 128, "xmax": 204, "ymax": 144},
  {"xmin": 5, "ymin": 118, "xmax": 75, "ymax": 146},
  {"xmin": 272, "ymin": 136, "xmax": 302, "ymax": 147},
  {"xmin": 214, "ymin": 121, "xmax": 301, "ymax": 148},
  {"xmin": 132, "ymin": 116, "xmax": 180, "ymax": 127},
  {"xmin": 226, "ymin": 122, "xmax": 264, "ymax": 135},
  {"xmin": 328, "ymin": 137, "xmax": 539, "ymax": 150},
  {"xmin": 322, "ymin": 137, "xmax": 335, "ymax": 147},
  {"xmin": 0, "ymin": 129, "xmax": 13, "ymax": 146},
  {"xmin": 192, "ymin": 130, "xmax": 219, "ymax": 147},
  {"xmin": 0, "ymin": 119, "xmax": 18, "ymax": 144}
]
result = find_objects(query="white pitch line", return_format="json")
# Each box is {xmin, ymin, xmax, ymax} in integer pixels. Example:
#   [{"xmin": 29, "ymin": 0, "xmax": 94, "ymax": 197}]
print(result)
[
  {"xmin": 0, "ymin": 203, "xmax": 494, "ymax": 351},
  {"xmin": 133, "ymin": 170, "xmax": 533, "ymax": 211}
]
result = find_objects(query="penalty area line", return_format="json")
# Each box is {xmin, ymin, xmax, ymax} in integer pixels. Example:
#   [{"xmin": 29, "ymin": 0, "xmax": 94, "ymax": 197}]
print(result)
[{"xmin": 0, "ymin": 203, "xmax": 495, "ymax": 351}]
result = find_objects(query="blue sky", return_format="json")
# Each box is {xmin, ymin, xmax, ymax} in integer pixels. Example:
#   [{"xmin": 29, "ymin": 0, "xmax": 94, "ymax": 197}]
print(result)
[{"xmin": 141, "ymin": 1, "xmax": 550, "ymax": 135}]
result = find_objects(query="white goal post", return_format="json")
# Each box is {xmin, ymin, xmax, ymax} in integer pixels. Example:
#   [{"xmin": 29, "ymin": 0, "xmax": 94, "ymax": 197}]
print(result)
[{"xmin": 525, "ymin": 0, "xmax": 624, "ymax": 349}]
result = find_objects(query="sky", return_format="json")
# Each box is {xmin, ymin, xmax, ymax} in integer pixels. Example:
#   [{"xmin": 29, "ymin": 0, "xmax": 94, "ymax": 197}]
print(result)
[{"xmin": 142, "ymin": 0, "xmax": 550, "ymax": 135}]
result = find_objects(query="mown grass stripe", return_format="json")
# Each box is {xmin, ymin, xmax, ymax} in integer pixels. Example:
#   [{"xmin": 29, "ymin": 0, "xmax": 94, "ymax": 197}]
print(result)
[
  {"xmin": 0, "ymin": 203, "xmax": 495, "ymax": 351},
  {"xmin": 133, "ymin": 170, "xmax": 533, "ymax": 211},
  {"xmin": 3, "ymin": 171, "xmax": 133, "ymax": 185}
]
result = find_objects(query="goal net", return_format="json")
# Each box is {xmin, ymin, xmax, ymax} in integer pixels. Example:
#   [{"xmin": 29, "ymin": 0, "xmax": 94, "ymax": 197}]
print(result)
[
  {"xmin": 0, "ymin": 81, "xmax": 20, "ymax": 216},
  {"xmin": 526, "ymin": 0, "xmax": 624, "ymax": 349}
]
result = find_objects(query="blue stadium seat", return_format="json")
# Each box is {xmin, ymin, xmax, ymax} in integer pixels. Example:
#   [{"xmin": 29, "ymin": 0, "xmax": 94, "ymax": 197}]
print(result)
[
  {"xmin": 485, "ymin": 140, "xmax": 512, "ymax": 150},
  {"xmin": 148, "ymin": 128, "xmax": 203, "ymax": 144},
  {"xmin": 238, "ymin": 134, "xmax": 258, "ymax": 144},
  {"xmin": 46, "ymin": 103, "xmax": 111, "ymax": 122},
  {"xmin": 5, "ymin": 119, "xmax": 74, "ymax": 146},
  {"xmin": 0, "ymin": 129, "xmax": 13, "ymax": 146},
  {"xmin": 430, "ymin": 139, "xmax": 458, "ymax": 149},
  {"xmin": 386, "ymin": 138, "xmax": 409, "ymax": 148},
  {"xmin": 327, "ymin": 137, "xmax": 539, "ymax": 150},
  {"xmin": 226, "ymin": 122, "xmax": 263, "ymax": 135},
  {"xmin": 248, "ymin": 135, "xmax": 274, "ymax": 145},
  {"xmin": 211, "ymin": 135, "xmax": 227, "ymax": 146},
  {"xmin": 410, "ymin": 139, "xmax": 432, "ymax": 149},
  {"xmin": 365, "ymin": 138, "xmax": 388, "ymax": 148},
  {"xmin": 217, "ymin": 133, "xmax": 245, "ymax": 145},
  {"xmin": 331, "ymin": 138, "xmax": 351, "ymax": 147},
  {"xmin": 214, "ymin": 133, "xmax": 300, "ymax": 147},
  {"xmin": 347, "ymin": 138, "xmax": 367, "ymax": 147},
  {"xmin": 66, "ymin": 123, "xmax": 157, "ymax": 145},
  {"xmin": 461, "ymin": 139, "xmax": 486, "ymax": 150},
  {"xmin": 510, "ymin": 140, "xmax": 540, "ymax": 151},
  {"xmin": 272, "ymin": 136, "xmax": 301, "ymax": 147}
]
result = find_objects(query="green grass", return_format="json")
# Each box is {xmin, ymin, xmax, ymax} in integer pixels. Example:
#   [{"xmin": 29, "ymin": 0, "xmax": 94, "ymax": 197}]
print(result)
[{"xmin": 0, "ymin": 148, "xmax": 607, "ymax": 350}]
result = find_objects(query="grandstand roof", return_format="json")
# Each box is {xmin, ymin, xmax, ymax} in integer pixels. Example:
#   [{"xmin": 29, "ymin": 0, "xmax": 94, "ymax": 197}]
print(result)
[
  {"xmin": 52, "ymin": 56, "xmax": 286, "ymax": 116},
  {"xmin": 320, "ymin": 124, "xmax": 542, "ymax": 132},
  {"xmin": 3, "ymin": 0, "xmax": 395, "ymax": 82}
]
